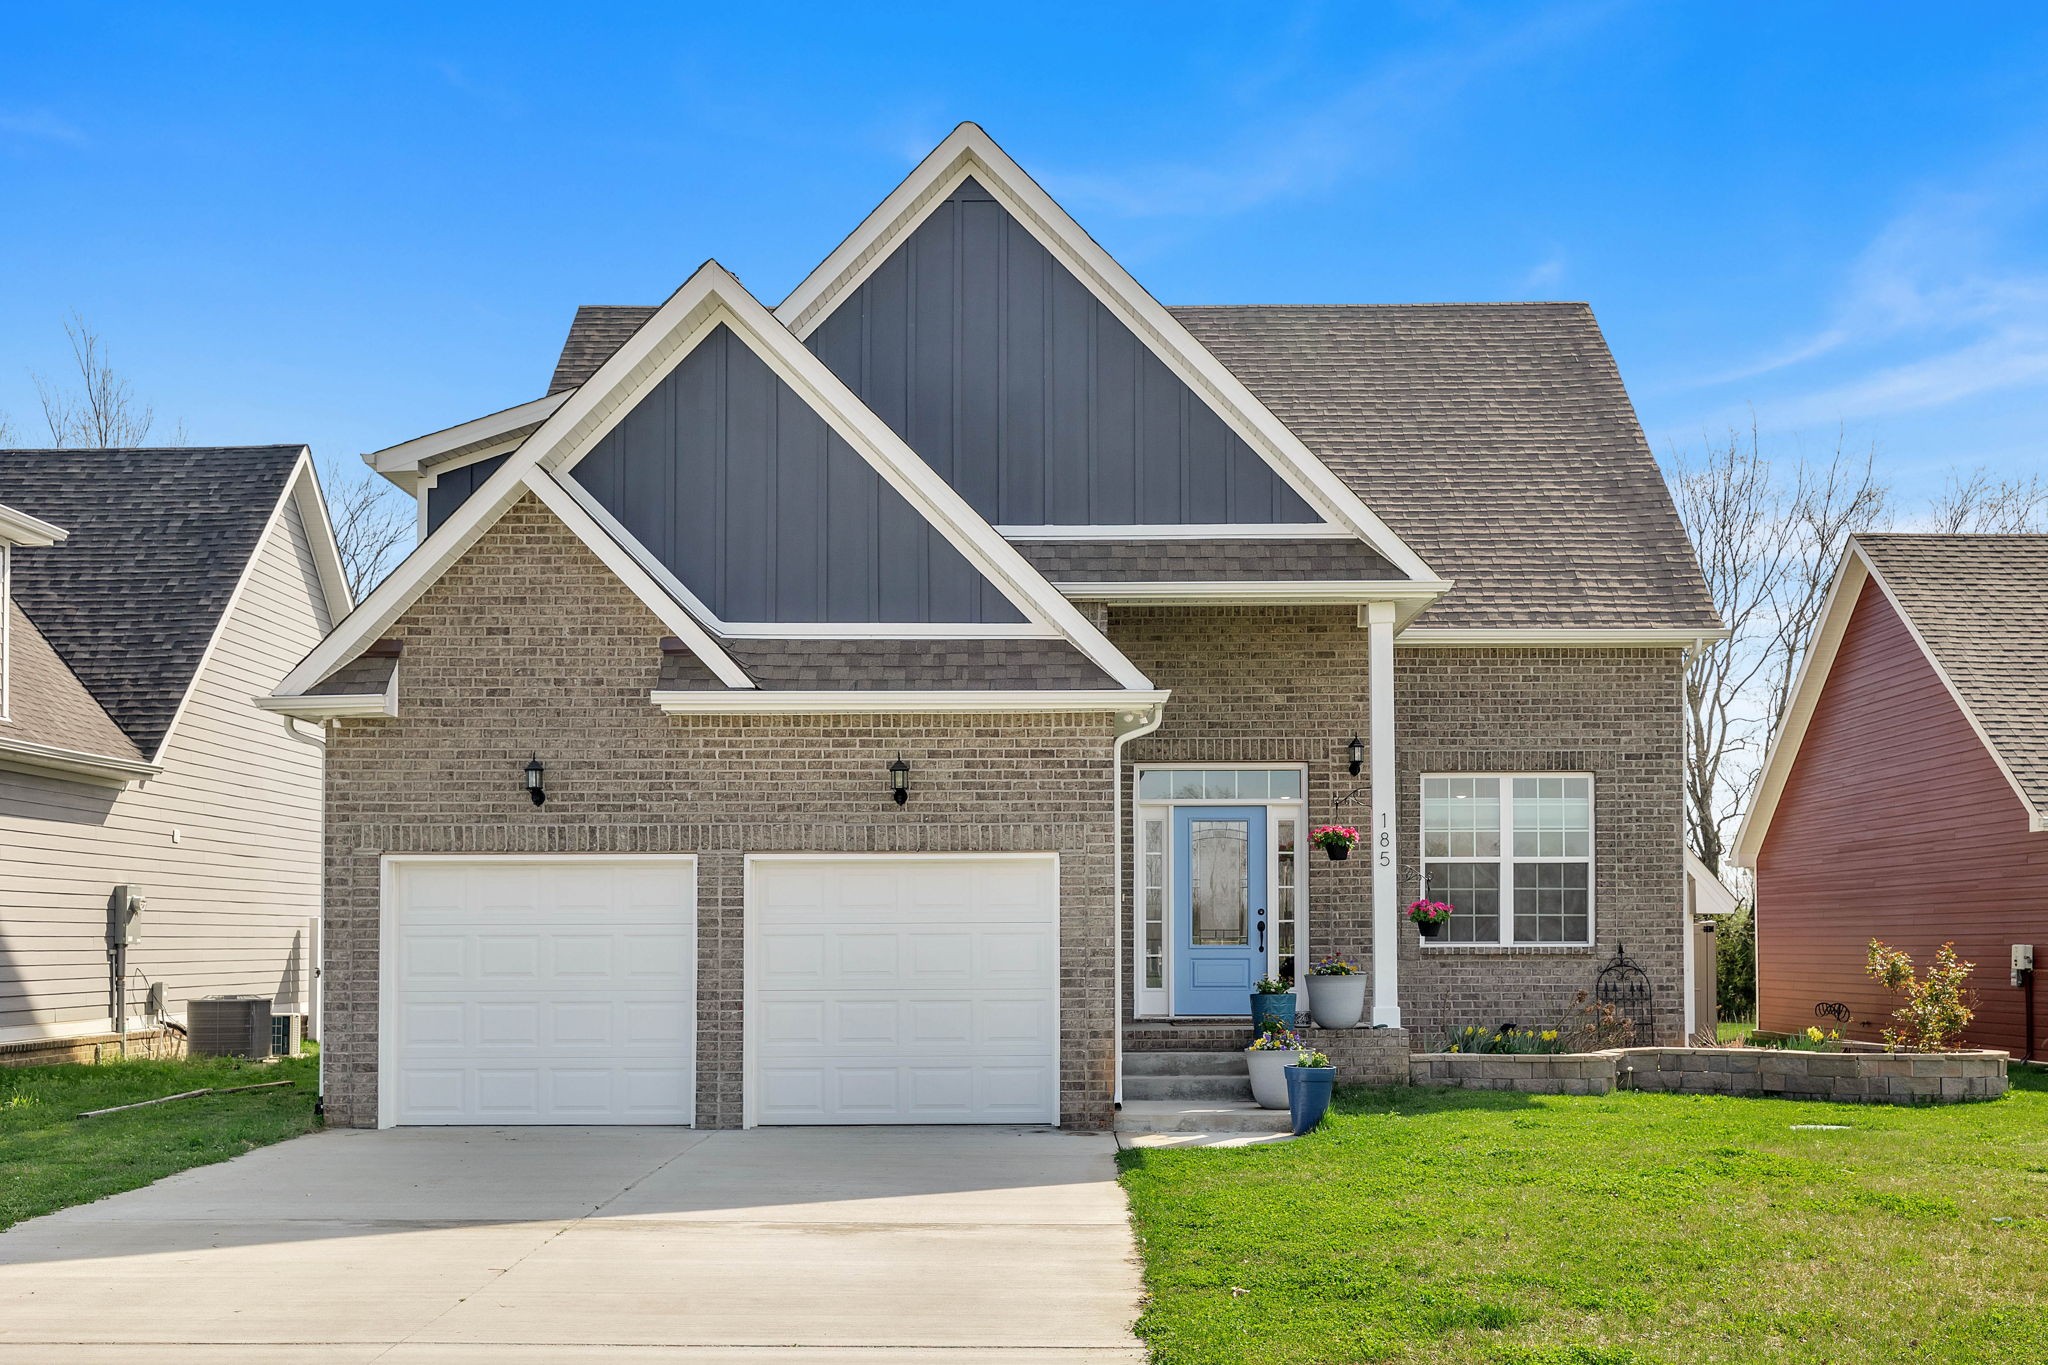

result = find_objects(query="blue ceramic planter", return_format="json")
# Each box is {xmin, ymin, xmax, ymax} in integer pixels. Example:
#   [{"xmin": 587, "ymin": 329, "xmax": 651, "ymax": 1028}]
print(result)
[
  {"xmin": 1250, "ymin": 992, "xmax": 1296, "ymax": 1032},
  {"xmin": 1284, "ymin": 1064, "xmax": 1336, "ymax": 1135}
]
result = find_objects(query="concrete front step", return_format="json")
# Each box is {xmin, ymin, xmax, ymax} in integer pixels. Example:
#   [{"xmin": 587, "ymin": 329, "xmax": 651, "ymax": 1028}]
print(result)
[
  {"xmin": 1122, "ymin": 1050, "xmax": 1249, "ymax": 1077},
  {"xmin": 1122, "ymin": 1074, "xmax": 1254, "ymax": 1102},
  {"xmin": 1114, "ymin": 1100, "xmax": 1293, "ymax": 1135}
]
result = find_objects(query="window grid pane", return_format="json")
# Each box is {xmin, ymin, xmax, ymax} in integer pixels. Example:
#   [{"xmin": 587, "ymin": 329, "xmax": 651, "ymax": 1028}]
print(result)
[
  {"xmin": 1513, "ymin": 861, "xmax": 1590, "ymax": 943},
  {"xmin": 1425, "ymin": 861, "xmax": 1500, "ymax": 943},
  {"xmin": 1142, "ymin": 818, "xmax": 1165, "ymax": 989}
]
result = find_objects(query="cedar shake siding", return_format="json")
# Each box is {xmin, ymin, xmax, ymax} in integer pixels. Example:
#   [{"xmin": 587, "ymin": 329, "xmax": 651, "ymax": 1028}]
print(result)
[
  {"xmin": 320, "ymin": 496, "xmax": 1120, "ymax": 1130},
  {"xmin": 1755, "ymin": 577, "xmax": 2048, "ymax": 1057}
]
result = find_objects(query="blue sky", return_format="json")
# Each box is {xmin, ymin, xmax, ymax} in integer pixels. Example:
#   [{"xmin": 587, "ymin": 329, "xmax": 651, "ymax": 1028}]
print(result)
[{"xmin": 4, "ymin": 3, "xmax": 2046, "ymax": 511}]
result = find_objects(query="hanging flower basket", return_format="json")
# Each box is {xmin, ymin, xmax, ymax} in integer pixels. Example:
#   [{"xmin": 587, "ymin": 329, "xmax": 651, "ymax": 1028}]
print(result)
[
  {"xmin": 1311, "ymin": 825, "xmax": 1359, "ymax": 861},
  {"xmin": 1408, "ymin": 898, "xmax": 1455, "ymax": 939}
]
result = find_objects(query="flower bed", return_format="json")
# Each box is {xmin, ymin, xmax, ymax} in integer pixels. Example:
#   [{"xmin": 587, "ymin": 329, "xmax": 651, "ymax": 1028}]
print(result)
[{"xmin": 1409, "ymin": 1045, "xmax": 2009, "ymax": 1104}]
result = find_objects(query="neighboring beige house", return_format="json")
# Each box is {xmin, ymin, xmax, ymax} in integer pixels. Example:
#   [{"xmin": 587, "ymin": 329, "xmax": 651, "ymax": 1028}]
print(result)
[
  {"xmin": 0, "ymin": 446, "xmax": 350, "ymax": 1062},
  {"xmin": 274, "ymin": 124, "xmax": 1720, "ymax": 1132}
]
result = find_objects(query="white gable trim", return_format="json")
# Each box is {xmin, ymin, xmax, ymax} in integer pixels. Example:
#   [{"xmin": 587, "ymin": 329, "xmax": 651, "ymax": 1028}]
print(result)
[
  {"xmin": 364, "ymin": 392, "xmax": 568, "ymax": 490},
  {"xmin": 774, "ymin": 124, "xmax": 1437, "ymax": 584},
  {"xmin": 152, "ymin": 451, "xmax": 355, "ymax": 763},
  {"xmin": 1000, "ymin": 524, "xmax": 1356, "ymax": 541},
  {"xmin": 1684, "ymin": 852, "xmax": 1740, "ymax": 917},
  {"xmin": 0, "ymin": 503, "xmax": 67, "ymax": 548},
  {"xmin": 1730, "ymin": 540, "xmax": 2046, "ymax": 868},
  {"xmin": 282, "ymin": 262, "xmax": 1149, "ymax": 699},
  {"xmin": 537, "ymin": 267, "xmax": 1151, "ymax": 687}
]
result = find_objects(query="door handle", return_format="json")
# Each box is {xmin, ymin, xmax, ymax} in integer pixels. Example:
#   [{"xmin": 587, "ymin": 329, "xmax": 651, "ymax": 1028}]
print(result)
[{"xmin": 1256, "ymin": 909, "xmax": 1267, "ymax": 953}]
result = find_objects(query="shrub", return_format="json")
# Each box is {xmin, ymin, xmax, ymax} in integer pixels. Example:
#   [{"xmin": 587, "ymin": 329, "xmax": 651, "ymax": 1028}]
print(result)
[{"xmin": 1866, "ymin": 940, "xmax": 1978, "ymax": 1051}]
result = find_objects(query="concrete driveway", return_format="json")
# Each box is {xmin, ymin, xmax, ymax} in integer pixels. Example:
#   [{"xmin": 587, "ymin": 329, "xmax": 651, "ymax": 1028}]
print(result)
[{"xmin": 0, "ymin": 1126, "xmax": 1145, "ymax": 1363}]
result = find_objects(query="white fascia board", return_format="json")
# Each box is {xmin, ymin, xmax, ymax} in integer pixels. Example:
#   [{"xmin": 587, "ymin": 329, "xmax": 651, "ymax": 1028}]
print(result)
[
  {"xmin": 539, "ymin": 268, "xmax": 1152, "ymax": 692},
  {"xmin": 1397, "ymin": 625, "xmax": 1731, "ymax": 648},
  {"xmin": 717, "ymin": 622, "xmax": 1056, "ymax": 640},
  {"xmin": 1684, "ymin": 851, "xmax": 1741, "ymax": 917},
  {"xmin": 1727, "ymin": 549, "xmax": 1866, "ymax": 870},
  {"xmin": 999, "ymin": 523, "xmax": 1356, "ymax": 542},
  {"xmin": 363, "ymin": 393, "xmax": 567, "ymax": 478},
  {"xmin": 290, "ymin": 452, "xmax": 355, "ymax": 618},
  {"xmin": 254, "ymin": 688, "xmax": 396, "ymax": 720},
  {"xmin": 773, "ymin": 123, "xmax": 1439, "ymax": 585},
  {"xmin": 652, "ymin": 688, "xmax": 1172, "ymax": 715},
  {"xmin": 0, "ymin": 736, "xmax": 159, "ymax": 784},
  {"xmin": 154, "ymin": 449, "xmax": 340, "ymax": 763},
  {"xmin": 0, "ymin": 504, "xmax": 67, "ymax": 548}
]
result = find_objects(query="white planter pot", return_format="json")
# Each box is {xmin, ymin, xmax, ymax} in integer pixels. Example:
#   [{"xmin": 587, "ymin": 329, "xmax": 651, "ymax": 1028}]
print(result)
[
  {"xmin": 1306, "ymin": 974, "xmax": 1368, "ymax": 1029},
  {"xmin": 1245, "ymin": 1047, "xmax": 1294, "ymax": 1109}
]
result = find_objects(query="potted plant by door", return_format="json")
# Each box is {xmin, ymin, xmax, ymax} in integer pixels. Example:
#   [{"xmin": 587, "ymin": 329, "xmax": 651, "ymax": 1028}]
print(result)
[
  {"xmin": 1407, "ymin": 898, "xmax": 1455, "ymax": 940},
  {"xmin": 1311, "ymin": 825, "xmax": 1359, "ymax": 861},
  {"xmin": 1304, "ymin": 955, "xmax": 1367, "ymax": 1029},
  {"xmin": 1250, "ymin": 977, "xmax": 1297, "ymax": 1032},
  {"xmin": 1284, "ymin": 1048, "xmax": 1337, "ymax": 1135},
  {"xmin": 1245, "ymin": 1025, "xmax": 1301, "ymax": 1109}
]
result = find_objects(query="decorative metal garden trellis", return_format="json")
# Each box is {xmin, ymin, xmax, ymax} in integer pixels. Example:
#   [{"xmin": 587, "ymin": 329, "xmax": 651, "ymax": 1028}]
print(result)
[{"xmin": 1595, "ymin": 944, "xmax": 1654, "ymax": 1041}]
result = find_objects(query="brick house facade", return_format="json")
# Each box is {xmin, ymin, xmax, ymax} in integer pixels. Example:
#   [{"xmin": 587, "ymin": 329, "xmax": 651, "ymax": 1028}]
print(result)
[{"xmin": 280, "ymin": 124, "xmax": 1718, "ymax": 1130}]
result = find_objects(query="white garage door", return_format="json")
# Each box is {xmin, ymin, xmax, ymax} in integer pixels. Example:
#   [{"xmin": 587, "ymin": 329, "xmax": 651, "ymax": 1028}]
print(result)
[
  {"xmin": 387, "ymin": 857, "xmax": 696, "ymax": 1126},
  {"xmin": 749, "ymin": 855, "xmax": 1059, "ymax": 1125}
]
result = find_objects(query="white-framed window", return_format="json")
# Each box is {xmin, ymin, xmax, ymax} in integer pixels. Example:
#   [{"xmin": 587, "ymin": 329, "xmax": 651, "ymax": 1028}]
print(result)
[
  {"xmin": 1421, "ymin": 773, "xmax": 1593, "ymax": 946},
  {"xmin": 1132, "ymin": 765, "xmax": 1308, "ymax": 1017}
]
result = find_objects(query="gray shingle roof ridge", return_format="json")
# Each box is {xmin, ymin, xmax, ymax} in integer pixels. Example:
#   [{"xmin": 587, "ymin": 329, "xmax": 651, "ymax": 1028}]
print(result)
[
  {"xmin": 1859, "ymin": 531, "xmax": 2048, "ymax": 544},
  {"xmin": 1168, "ymin": 300, "xmax": 1593, "ymax": 311},
  {"xmin": 0, "ymin": 443, "xmax": 305, "ymax": 456}
]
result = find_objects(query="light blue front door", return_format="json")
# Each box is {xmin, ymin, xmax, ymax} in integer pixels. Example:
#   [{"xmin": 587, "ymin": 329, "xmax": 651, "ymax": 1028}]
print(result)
[{"xmin": 1172, "ymin": 806, "xmax": 1268, "ymax": 1015}]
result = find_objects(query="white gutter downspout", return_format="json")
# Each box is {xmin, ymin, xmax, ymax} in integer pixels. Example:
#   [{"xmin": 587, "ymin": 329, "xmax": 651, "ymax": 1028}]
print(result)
[
  {"xmin": 1112, "ymin": 700, "xmax": 1168, "ymax": 1111},
  {"xmin": 279, "ymin": 716, "xmax": 328, "ymax": 1112}
]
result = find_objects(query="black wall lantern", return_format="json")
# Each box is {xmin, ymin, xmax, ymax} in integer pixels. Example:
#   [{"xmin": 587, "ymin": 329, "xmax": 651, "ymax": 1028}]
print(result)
[
  {"xmin": 524, "ymin": 755, "xmax": 547, "ymax": 806},
  {"xmin": 1346, "ymin": 735, "xmax": 1364, "ymax": 777},
  {"xmin": 889, "ymin": 755, "xmax": 910, "ymax": 806}
]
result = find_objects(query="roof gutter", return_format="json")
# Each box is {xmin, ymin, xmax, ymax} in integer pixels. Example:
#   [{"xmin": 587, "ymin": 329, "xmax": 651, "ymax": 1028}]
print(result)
[{"xmin": 0, "ymin": 736, "xmax": 160, "ymax": 784}]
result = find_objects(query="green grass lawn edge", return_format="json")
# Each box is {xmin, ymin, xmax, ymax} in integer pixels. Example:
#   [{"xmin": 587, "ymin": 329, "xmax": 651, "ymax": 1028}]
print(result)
[
  {"xmin": 0, "ymin": 1052, "xmax": 321, "ymax": 1232},
  {"xmin": 1119, "ymin": 1068, "xmax": 2048, "ymax": 1365}
]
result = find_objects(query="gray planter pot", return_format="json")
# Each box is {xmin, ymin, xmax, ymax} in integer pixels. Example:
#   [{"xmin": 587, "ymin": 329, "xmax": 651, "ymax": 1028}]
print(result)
[
  {"xmin": 1305, "ymin": 974, "xmax": 1367, "ymax": 1029},
  {"xmin": 1245, "ymin": 1047, "xmax": 1294, "ymax": 1109}
]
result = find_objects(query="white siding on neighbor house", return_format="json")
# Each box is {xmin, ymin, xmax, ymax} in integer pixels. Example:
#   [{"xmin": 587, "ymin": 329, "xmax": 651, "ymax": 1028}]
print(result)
[{"xmin": 0, "ymin": 490, "xmax": 334, "ymax": 1039}]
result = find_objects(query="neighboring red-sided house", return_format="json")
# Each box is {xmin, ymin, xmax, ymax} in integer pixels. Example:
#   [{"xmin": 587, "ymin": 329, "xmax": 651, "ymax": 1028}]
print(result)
[{"xmin": 1732, "ymin": 534, "xmax": 2048, "ymax": 1060}]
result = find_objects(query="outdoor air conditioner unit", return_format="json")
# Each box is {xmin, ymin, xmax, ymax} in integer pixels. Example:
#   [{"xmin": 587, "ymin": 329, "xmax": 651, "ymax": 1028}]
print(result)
[
  {"xmin": 187, "ymin": 996, "xmax": 274, "ymax": 1059},
  {"xmin": 270, "ymin": 1013, "xmax": 304, "ymax": 1058}
]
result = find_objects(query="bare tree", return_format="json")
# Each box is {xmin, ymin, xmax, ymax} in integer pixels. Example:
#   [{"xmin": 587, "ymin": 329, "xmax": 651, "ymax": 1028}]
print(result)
[
  {"xmin": 1667, "ymin": 424, "xmax": 1888, "ymax": 875},
  {"xmin": 0, "ymin": 410, "xmax": 15, "ymax": 445},
  {"xmin": 328, "ymin": 467, "xmax": 414, "ymax": 599},
  {"xmin": 33, "ymin": 312, "xmax": 174, "ymax": 448},
  {"xmin": 1926, "ymin": 466, "xmax": 2048, "ymax": 534}
]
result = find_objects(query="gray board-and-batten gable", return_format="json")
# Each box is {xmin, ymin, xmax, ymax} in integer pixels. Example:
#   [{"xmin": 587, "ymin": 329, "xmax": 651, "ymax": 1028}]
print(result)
[
  {"xmin": 804, "ymin": 177, "xmax": 1320, "ymax": 529},
  {"xmin": 425, "ymin": 453, "xmax": 511, "ymax": 535},
  {"xmin": 568, "ymin": 323, "xmax": 1024, "ymax": 625}
]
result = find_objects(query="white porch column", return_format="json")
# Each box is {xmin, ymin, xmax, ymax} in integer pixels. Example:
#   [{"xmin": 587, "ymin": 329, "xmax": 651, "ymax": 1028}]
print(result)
[{"xmin": 1367, "ymin": 601, "xmax": 1402, "ymax": 1027}]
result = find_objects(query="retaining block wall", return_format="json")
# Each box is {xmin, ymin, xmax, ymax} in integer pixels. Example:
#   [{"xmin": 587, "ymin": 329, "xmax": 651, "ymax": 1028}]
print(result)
[{"xmin": 1409, "ymin": 1047, "xmax": 2009, "ymax": 1104}]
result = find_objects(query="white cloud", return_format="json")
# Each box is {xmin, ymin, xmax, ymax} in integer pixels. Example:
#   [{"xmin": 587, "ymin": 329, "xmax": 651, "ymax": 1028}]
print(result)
[
  {"xmin": 1515, "ymin": 254, "xmax": 1567, "ymax": 296},
  {"xmin": 0, "ymin": 109, "xmax": 86, "ymax": 146},
  {"xmin": 1045, "ymin": 3, "xmax": 1623, "ymax": 219}
]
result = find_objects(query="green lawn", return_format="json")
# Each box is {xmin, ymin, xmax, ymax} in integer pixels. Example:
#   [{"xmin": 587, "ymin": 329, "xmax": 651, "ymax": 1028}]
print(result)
[
  {"xmin": 1714, "ymin": 1017, "xmax": 1755, "ymax": 1046},
  {"xmin": 0, "ymin": 1052, "xmax": 320, "ymax": 1232},
  {"xmin": 1119, "ymin": 1068, "xmax": 2048, "ymax": 1365}
]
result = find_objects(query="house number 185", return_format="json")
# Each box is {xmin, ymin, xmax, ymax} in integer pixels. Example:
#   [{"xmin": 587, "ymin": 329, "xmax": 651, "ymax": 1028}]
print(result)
[{"xmin": 1377, "ymin": 812, "xmax": 1392, "ymax": 868}]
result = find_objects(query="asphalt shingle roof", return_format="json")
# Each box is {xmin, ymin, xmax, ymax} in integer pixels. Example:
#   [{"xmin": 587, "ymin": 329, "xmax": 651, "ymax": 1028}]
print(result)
[
  {"xmin": 3, "ymin": 599, "xmax": 142, "ymax": 762},
  {"xmin": 1854, "ymin": 533, "xmax": 2048, "ymax": 818},
  {"xmin": 658, "ymin": 637, "xmax": 1118, "ymax": 691},
  {"xmin": 1171, "ymin": 304, "xmax": 1719, "ymax": 630},
  {"xmin": 547, "ymin": 301, "xmax": 1719, "ymax": 631},
  {"xmin": 0, "ymin": 446, "xmax": 303, "ymax": 756}
]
